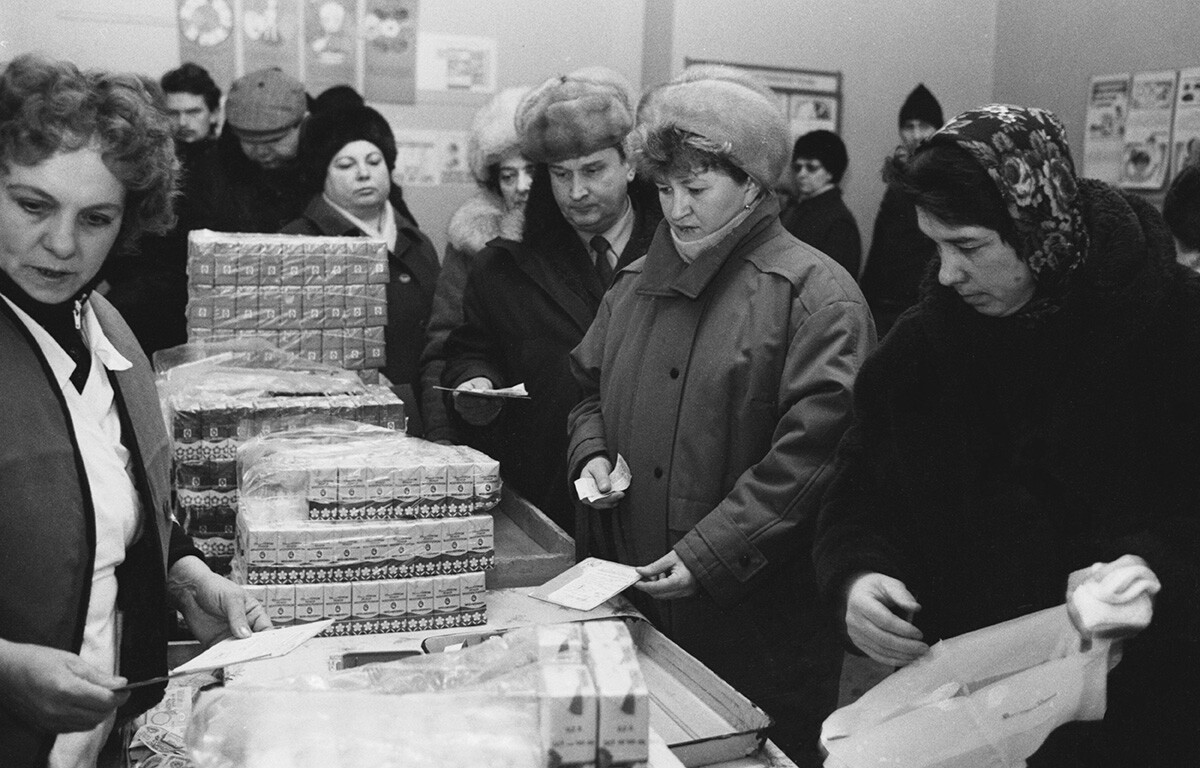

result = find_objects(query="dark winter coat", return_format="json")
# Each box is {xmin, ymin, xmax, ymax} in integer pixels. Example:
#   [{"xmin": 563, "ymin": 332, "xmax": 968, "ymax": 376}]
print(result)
[
  {"xmin": 193, "ymin": 132, "xmax": 309, "ymax": 235},
  {"xmin": 282, "ymin": 189, "xmax": 439, "ymax": 434},
  {"xmin": 419, "ymin": 189, "xmax": 524, "ymax": 444},
  {"xmin": 858, "ymin": 184, "xmax": 937, "ymax": 336},
  {"xmin": 442, "ymin": 195, "xmax": 659, "ymax": 533},
  {"xmin": 814, "ymin": 180, "xmax": 1200, "ymax": 766},
  {"xmin": 0, "ymin": 294, "xmax": 200, "ymax": 767},
  {"xmin": 568, "ymin": 197, "xmax": 875, "ymax": 764},
  {"xmin": 779, "ymin": 187, "xmax": 862, "ymax": 279}
]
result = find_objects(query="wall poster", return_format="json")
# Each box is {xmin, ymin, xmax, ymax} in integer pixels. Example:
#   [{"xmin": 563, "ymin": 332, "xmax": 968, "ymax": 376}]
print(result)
[
  {"xmin": 415, "ymin": 33, "xmax": 497, "ymax": 93},
  {"xmin": 175, "ymin": 0, "xmax": 418, "ymax": 104},
  {"xmin": 1119, "ymin": 70, "xmax": 1178, "ymax": 190},
  {"xmin": 392, "ymin": 128, "xmax": 472, "ymax": 187},
  {"xmin": 1170, "ymin": 67, "xmax": 1200, "ymax": 180},
  {"xmin": 1082, "ymin": 73, "xmax": 1130, "ymax": 184}
]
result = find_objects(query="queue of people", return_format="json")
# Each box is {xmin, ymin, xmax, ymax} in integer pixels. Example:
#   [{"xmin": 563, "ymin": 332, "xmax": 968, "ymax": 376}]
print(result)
[{"xmin": 2, "ymin": 49, "xmax": 1199, "ymax": 768}]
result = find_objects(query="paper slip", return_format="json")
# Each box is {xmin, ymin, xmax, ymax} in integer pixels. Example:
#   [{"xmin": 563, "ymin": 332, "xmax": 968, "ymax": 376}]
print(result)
[
  {"xmin": 114, "ymin": 620, "xmax": 334, "ymax": 690},
  {"xmin": 574, "ymin": 454, "xmax": 631, "ymax": 502},
  {"xmin": 529, "ymin": 557, "xmax": 642, "ymax": 611},
  {"xmin": 433, "ymin": 383, "xmax": 530, "ymax": 399}
]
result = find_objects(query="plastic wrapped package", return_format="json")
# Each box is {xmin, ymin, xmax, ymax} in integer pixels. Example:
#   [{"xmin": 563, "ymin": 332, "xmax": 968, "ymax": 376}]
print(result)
[
  {"xmin": 156, "ymin": 340, "xmax": 405, "ymax": 572},
  {"xmin": 185, "ymin": 230, "xmax": 390, "ymax": 372},
  {"xmin": 187, "ymin": 689, "xmax": 544, "ymax": 768},
  {"xmin": 238, "ymin": 425, "xmax": 502, "ymax": 520},
  {"xmin": 186, "ymin": 622, "xmax": 649, "ymax": 768}
]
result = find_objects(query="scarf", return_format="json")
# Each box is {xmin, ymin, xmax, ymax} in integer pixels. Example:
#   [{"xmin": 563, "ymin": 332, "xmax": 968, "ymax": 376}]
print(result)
[
  {"xmin": 671, "ymin": 195, "xmax": 763, "ymax": 264},
  {"xmin": 929, "ymin": 105, "xmax": 1089, "ymax": 317}
]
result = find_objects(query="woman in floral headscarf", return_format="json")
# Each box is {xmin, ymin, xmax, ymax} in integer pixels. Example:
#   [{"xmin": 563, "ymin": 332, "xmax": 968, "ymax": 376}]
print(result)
[{"xmin": 814, "ymin": 105, "xmax": 1200, "ymax": 765}]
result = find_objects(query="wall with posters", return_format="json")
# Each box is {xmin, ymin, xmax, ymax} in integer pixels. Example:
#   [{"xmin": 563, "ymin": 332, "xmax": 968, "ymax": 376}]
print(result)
[
  {"xmin": 0, "ymin": 0, "xmax": 644, "ymax": 255},
  {"xmin": 664, "ymin": 0, "xmax": 1000, "ymax": 268},
  {"xmin": 993, "ymin": 0, "xmax": 1199, "ymax": 196}
]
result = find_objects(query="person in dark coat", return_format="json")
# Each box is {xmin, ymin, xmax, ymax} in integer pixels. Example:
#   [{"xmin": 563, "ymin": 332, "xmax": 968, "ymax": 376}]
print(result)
[
  {"xmin": 779, "ymin": 129, "xmax": 861, "ymax": 277},
  {"xmin": 191, "ymin": 68, "xmax": 311, "ymax": 235},
  {"xmin": 1164, "ymin": 161, "xmax": 1200, "ymax": 272},
  {"xmin": 858, "ymin": 83, "xmax": 943, "ymax": 336},
  {"xmin": 442, "ymin": 67, "xmax": 662, "ymax": 534},
  {"xmin": 0, "ymin": 54, "xmax": 269, "ymax": 768},
  {"xmin": 419, "ymin": 86, "xmax": 532, "ymax": 444},
  {"xmin": 281, "ymin": 106, "xmax": 437, "ymax": 434},
  {"xmin": 814, "ymin": 105, "xmax": 1200, "ymax": 766}
]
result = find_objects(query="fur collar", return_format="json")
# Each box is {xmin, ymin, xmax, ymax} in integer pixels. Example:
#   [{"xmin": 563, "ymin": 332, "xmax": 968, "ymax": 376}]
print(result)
[{"xmin": 446, "ymin": 189, "xmax": 525, "ymax": 254}]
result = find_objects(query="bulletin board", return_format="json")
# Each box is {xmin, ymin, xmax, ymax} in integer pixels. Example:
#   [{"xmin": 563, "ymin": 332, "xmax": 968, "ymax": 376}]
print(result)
[
  {"xmin": 684, "ymin": 58, "xmax": 843, "ymax": 140},
  {"xmin": 1083, "ymin": 66, "xmax": 1200, "ymax": 189}
]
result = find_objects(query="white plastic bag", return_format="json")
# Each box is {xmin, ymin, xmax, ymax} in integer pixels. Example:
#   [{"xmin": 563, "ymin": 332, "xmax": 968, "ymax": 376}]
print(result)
[{"xmin": 822, "ymin": 606, "xmax": 1113, "ymax": 768}]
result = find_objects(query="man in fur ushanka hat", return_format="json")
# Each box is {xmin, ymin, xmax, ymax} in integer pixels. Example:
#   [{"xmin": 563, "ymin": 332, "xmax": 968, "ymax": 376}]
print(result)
[{"xmin": 440, "ymin": 67, "xmax": 662, "ymax": 535}]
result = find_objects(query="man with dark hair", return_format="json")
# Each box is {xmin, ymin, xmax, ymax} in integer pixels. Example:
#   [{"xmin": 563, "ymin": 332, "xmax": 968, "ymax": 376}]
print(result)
[
  {"xmin": 858, "ymin": 83, "xmax": 944, "ymax": 336},
  {"xmin": 161, "ymin": 62, "xmax": 221, "ymax": 144},
  {"xmin": 441, "ymin": 67, "xmax": 662, "ymax": 534},
  {"xmin": 1164, "ymin": 163, "xmax": 1200, "ymax": 271}
]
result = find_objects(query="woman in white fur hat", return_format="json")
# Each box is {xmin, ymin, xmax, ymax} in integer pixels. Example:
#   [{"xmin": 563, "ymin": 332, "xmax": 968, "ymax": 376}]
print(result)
[
  {"xmin": 419, "ymin": 87, "xmax": 534, "ymax": 443},
  {"xmin": 567, "ymin": 67, "xmax": 876, "ymax": 766}
]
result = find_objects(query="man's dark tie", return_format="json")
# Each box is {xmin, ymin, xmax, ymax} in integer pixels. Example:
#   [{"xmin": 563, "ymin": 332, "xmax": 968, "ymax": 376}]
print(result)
[{"xmin": 590, "ymin": 235, "xmax": 615, "ymax": 287}]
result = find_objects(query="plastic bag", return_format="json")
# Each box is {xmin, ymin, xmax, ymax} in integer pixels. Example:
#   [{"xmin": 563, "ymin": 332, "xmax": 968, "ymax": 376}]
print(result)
[{"xmin": 821, "ymin": 606, "xmax": 1114, "ymax": 768}]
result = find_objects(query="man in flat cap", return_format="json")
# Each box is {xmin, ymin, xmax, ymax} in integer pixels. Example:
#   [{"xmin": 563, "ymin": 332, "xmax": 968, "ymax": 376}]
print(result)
[
  {"xmin": 192, "ymin": 67, "xmax": 310, "ymax": 233},
  {"xmin": 441, "ymin": 66, "xmax": 661, "ymax": 538}
]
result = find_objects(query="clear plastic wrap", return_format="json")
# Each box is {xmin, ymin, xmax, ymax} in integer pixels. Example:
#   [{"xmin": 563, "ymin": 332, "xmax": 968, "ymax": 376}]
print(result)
[
  {"xmin": 156, "ymin": 340, "xmax": 405, "ymax": 572},
  {"xmin": 185, "ymin": 230, "xmax": 389, "ymax": 370},
  {"xmin": 186, "ymin": 689, "xmax": 544, "ymax": 768},
  {"xmin": 185, "ymin": 621, "xmax": 649, "ymax": 768},
  {"xmin": 238, "ymin": 424, "xmax": 502, "ymax": 520}
]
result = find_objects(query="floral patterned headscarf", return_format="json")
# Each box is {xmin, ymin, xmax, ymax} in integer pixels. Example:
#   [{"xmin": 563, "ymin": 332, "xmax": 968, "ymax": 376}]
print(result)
[{"xmin": 929, "ymin": 105, "xmax": 1088, "ymax": 297}]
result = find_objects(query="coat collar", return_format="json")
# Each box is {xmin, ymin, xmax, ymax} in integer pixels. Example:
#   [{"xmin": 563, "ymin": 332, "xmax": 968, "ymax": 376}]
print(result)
[
  {"xmin": 638, "ymin": 196, "xmax": 781, "ymax": 299},
  {"xmin": 299, "ymin": 188, "xmax": 438, "ymax": 286}
]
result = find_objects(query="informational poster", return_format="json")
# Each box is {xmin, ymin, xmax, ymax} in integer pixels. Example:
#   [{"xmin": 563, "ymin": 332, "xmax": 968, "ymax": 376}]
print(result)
[
  {"xmin": 304, "ymin": 0, "xmax": 357, "ymax": 94},
  {"xmin": 392, "ymin": 129, "xmax": 472, "ymax": 186},
  {"xmin": 416, "ymin": 33, "xmax": 497, "ymax": 93},
  {"xmin": 242, "ymin": 0, "xmax": 301, "ymax": 78},
  {"xmin": 1082, "ymin": 74, "xmax": 1130, "ymax": 184},
  {"xmin": 362, "ymin": 0, "xmax": 418, "ymax": 104},
  {"xmin": 1119, "ymin": 70, "xmax": 1178, "ymax": 190},
  {"xmin": 1170, "ymin": 67, "xmax": 1200, "ymax": 181},
  {"xmin": 177, "ymin": 0, "xmax": 237, "ymax": 88},
  {"xmin": 788, "ymin": 93, "xmax": 839, "ymax": 138}
]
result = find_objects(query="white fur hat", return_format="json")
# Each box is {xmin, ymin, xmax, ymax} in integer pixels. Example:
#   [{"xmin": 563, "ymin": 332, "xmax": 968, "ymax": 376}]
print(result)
[{"xmin": 468, "ymin": 86, "xmax": 531, "ymax": 185}]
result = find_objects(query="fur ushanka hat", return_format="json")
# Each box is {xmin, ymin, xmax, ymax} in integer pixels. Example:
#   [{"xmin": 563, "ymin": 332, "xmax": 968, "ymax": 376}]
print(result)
[
  {"xmin": 515, "ymin": 66, "xmax": 636, "ymax": 163},
  {"xmin": 637, "ymin": 67, "xmax": 789, "ymax": 188},
  {"xmin": 468, "ymin": 86, "xmax": 532, "ymax": 184}
]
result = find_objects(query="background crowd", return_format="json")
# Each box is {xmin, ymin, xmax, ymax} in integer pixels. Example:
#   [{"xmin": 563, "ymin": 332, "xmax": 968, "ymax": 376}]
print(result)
[{"xmin": 2, "ymin": 51, "xmax": 1199, "ymax": 768}]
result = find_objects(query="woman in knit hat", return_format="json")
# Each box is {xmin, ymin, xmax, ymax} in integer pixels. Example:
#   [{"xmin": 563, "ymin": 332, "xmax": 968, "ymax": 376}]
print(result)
[
  {"xmin": 418, "ymin": 87, "xmax": 533, "ymax": 444},
  {"xmin": 815, "ymin": 105, "xmax": 1200, "ymax": 765},
  {"xmin": 282, "ymin": 105, "xmax": 439, "ymax": 434},
  {"xmin": 567, "ymin": 68, "xmax": 875, "ymax": 767},
  {"xmin": 779, "ymin": 129, "xmax": 862, "ymax": 277}
]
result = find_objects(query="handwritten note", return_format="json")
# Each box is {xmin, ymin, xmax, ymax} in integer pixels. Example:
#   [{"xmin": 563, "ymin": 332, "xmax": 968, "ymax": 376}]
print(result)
[{"xmin": 530, "ymin": 558, "xmax": 642, "ymax": 612}]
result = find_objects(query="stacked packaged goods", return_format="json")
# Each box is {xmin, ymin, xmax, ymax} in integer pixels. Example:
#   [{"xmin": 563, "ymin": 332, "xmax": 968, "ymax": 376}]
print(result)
[
  {"xmin": 233, "ymin": 426, "xmax": 501, "ymax": 636},
  {"xmin": 157, "ymin": 342, "xmax": 406, "ymax": 572},
  {"xmin": 185, "ymin": 230, "xmax": 389, "ymax": 378}
]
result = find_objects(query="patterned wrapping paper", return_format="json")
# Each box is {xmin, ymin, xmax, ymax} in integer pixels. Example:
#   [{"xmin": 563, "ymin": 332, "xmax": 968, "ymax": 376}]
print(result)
[{"xmin": 185, "ymin": 230, "xmax": 389, "ymax": 370}]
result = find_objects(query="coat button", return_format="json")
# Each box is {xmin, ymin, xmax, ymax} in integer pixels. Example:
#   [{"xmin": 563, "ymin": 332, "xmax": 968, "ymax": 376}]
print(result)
[
  {"xmin": 669, "ymin": 368, "xmax": 679, "ymax": 379},
  {"xmin": 653, "ymin": 467, "xmax": 663, "ymax": 479},
  {"xmin": 739, "ymin": 554, "xmax": 751, "ymax": 567}
]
